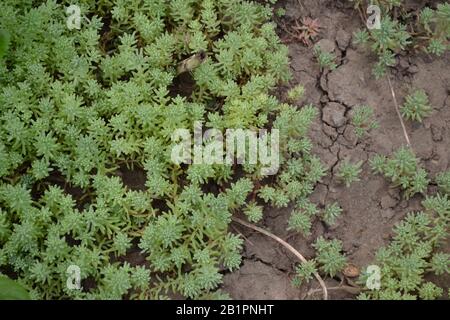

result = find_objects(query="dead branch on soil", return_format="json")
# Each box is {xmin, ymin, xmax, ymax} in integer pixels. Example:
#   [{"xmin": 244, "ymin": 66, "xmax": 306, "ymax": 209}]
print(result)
[
  {"xmin": 307, "ymin": 284, "xmax": 361, "ymax": 297},
  {"xmin": 231, "ymin": 216, "xmax": 328, "ymax": 300},
  {"xmin": 387, "ymin": 76, "xmax": 412, "ymax": 149}
]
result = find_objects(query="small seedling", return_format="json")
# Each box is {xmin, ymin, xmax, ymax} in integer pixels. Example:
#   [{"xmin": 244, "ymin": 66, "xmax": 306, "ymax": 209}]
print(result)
[
  {"xmin": 353, "ymin": 2, "xmax": 449, "ymax": 79},
  {"xmin": 313, "ymin": 45, "xmax": 337, "ymax": 70},
  {"xmin": 288, "ymin": 199, "xmax": 319, "ymax": 235},
  {"xmin": 283, "ymin": 17, "xmax": 321, "ymax": 46},
  {"xmin": 287, "ymin": 84, "xmax": 305, "ymax": 102},
  {"xmin": 322, "ymin": 202, "xmax": 343, "ymax": 226},
  {"xmin": 436, "ymin": 171, "xmax": 450, "ymax": 195},
  {"xmin": 313, "ymin": 237, "xmax": 347, "ymax": 277},
  {"xmin": 292, "ymin": 259, "xmax": 317, "ymax": 287},
  {"xmin": 370, "ymin": 147, "xmax": 430, "ymax": 199},
  {"xmin": 275, "ymin": 7, "xmax": 286, "ymax": 18},
  {"xmin": 352, "ymin": 105, "xmax": 379, "ymax": 139},
  {"xmin": 337, "ymin": 161, "xmax": 363, "ymax": 187},
  {"xmin": 292, "ymin": 237, "xmax": 347, "ymax": 288},
  {"xmin": 244, "ymin": 202, "xmax": 263, "ymax": 223},
  {"xmin": 420, "ymin": 4, "xmax": 450, "ymax": 56},
  {"xmin": 401, "ymin": 89, "xmax": 433, "ymax": 122}
]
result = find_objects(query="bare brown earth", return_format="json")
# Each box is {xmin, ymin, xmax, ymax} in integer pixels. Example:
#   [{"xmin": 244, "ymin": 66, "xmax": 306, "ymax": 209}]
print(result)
[{"xmin": 221, "ymin": 0, "xmax": 450, "ymax": 299}]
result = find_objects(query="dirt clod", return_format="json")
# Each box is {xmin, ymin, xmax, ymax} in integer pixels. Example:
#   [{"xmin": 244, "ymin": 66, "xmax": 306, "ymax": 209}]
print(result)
[{"xmin": 323, "ymin": 102, "xmax": 347, "ymax": 128}]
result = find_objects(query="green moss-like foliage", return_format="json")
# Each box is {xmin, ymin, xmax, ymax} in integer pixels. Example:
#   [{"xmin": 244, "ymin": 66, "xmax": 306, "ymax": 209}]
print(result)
[{"xmin": 0, "ymin": 0, "xmax": 325, "ymax": 299}]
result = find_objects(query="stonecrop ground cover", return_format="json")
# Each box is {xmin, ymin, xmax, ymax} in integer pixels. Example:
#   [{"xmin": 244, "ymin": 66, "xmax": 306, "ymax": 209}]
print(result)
[
  {"xmin": 0, "ymin": 0, "xmax": 328, "ymax": 299},
  {"xmin": 0, "ymin": 0, "xmax": 449, "ymax": 301}
]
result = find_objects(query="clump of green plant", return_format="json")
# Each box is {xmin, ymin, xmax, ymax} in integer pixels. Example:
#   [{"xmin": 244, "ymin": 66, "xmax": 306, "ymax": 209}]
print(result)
[
  {"xmin": 288, "ymin": 199, "xmax": 343, "ymax": 235},
  {"xmin": 292, "ymin": 259, "xmax": 317, "ymax": 287},
  {"xmin": 337, "ymin": 161, "xmax": 363, "ymax": 187},
  {"xmin": 353, "ymin": 17, "xmax": 410, "ymax": 79},
  {"xmin": 400, "ymin": 90, "xmax": 433, "ymax": 122},
  {"xmin": 258, "ymin": 105, "xmax": 327, "ymax": 209},
  {"xmin": 293, "ymin": 237, "xmax": 347, "ymax": 287},
  {"xmin": 313, "ymin": 237, "xmax": 347, "ymax": 277},
  {"xmin": 436, "ymin": 170, "xmax": 450, "ymax": 195},
  {"xmin": 244, "ymin": 202, "xmax": 263, "ymax": 223},
  {"xmin": 287, "ymin": 84, "xmax": 305, "ymax": 102},
  {"xmin": 352, "ymin": 2, "xmax": 450, "ymax": 79},
  {"xmin": 288, "ymin": 199, "xmax": 319, "ymax": 235},
  {"xmin": 351, "ymin": 105, "xmax": 379, "ymax": 139},
  {"xmin": 370, "ymin": 147, "xmax": 430, "ymax": 199},
  {"xmin": 358, "ymin": 194, "xmax": 449, "ymax": 300},
  {"xmin": 0, "ymin": 29, "xmax": 9, "ymax": 59},
  {"xmin": 419, "ymin": 3, "xmax": 450, "ymax": 56},
  {"xmin": 322, "ymin": 202, "xmax": 343, "ymax": 226},
  {"xmin": 313, "ymin": 45, "xmax": 337, "ymax": 70},
  {"xmin": 275, "ymin": 7, "xmax": 286, "ymax": 18}
]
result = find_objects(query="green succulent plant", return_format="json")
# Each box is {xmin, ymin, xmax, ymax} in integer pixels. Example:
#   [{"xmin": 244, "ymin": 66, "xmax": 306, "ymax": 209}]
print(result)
[
  {"xmin": 358, "ymin": 195, "xmax": 449, "ymax": 300},
  {"xmin": 401, "ymin": 90, "xmax": 433, "ymax": 122},
  {"xmin": 351, "ymin": 105, "xmax": 379, "ymax": 139},
  {"xmin": 352, "ymin": 2, "xmax": 449, "ymax": 79},
  {"xmin": 0, "ymin": 0, "xmax": 332, "ymax": 300},
  {"xmin": 337, "ymin": 161, "xmax": 363, "ymax": 187},
  {"xmin": 370, "ymin": 147, "xmax": 430, "ymax": 199},
  {"xmin": 313, "ymin": 45, "xmax": 338, "ymax": 71}
]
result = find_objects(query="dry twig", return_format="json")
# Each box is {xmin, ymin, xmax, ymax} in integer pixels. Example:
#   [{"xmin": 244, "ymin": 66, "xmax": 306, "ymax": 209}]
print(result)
[
  {"xmin": 307, "ymin": 285, "xmax": 361, "ymax": 297},
  {"xmin": 387, "ymin": 75, "xmax": 412, "ymax": 149},
  {"xmin": 231, "ymin": 216, "xmax": 328, "ymax": 300}
]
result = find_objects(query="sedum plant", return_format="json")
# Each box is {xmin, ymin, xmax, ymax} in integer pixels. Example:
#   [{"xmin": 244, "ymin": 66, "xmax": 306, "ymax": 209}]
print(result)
[
  {"xmin": 313, "ymin": 237, "xmax": 347, "ymax": 278},
  {"xmin": 313, "ymin": 45, "xmax": 337, "ymax": 71},
  {"xmin": 292, "ymin": 259, "xmax": 317, "ymax": 288},
  {"xmin": 400, "ymin": 89, "xmax": 433, "ymax": 122},
  {"xmin": 322, "ymin": 202, "xmax": 343, "ymax": 226},
  {"xmin": 358, "ymin": 194, "xmax": 449, "ymax": 300},
  {"xmin": 351, "ymin": 105, "xmax": 379, "ymax": 139},
  {"xmin": 0, "ymin": 0, "xmax": 328, "ymax": 299},
  {"xmin": 292, "ymin": 237, "xmax": 347, "ymax": 287},
  {"xmin": 419, "ymin": 3, "xmax": 450, "ymax": 56},
  {"xmin": 288, "ymin": 199, "xmax": 319, "ymax": 236},
  {"xmin": 287, "ymin": 84, "xmax": 305, "ymax": 103},
  {"xmin": 337, "ymin": 161, "xmax": 363, "ymax": 187},
  {"xmin": 370, "ymin": 147, "xmax": 430, "ymax": 199},
  {"xmin": 436, "ymin": 170, "xmax": 450, "ymax": 195},
  {"xmin": 352, "ymin": 2, "xmax": 450, "ymax": 79},
  {"xmin": 353, "ymin": 17, "xmax": 410, "ymax": 79},
  {"xmin": 288, "ymin": 199, "xmax": 344, "ymax": 235}
]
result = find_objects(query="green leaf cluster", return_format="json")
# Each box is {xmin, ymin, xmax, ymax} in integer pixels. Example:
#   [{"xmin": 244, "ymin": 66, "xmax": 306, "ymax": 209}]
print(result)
[
  {"xmin": 352, "ymin": 2, "xmax": 449, "ymax": 79},
  {"xmin": 313, "ymin": 45, "xmax": 337, "ymax": 71},
  {"xmin": 370, "ymin": 147, "xmax": 430, "ymax": 199},
  {"xmin": 400, "ymin": 89, "xmax": 433, "ymax": 122},
  {"xmin": 351, "ymin": 105, "xmax": 379, "ymax": 139},
  {"xmin": 292, "ymin": 237, "xmax": 347, "ymax": 287},
  {"xmin": 337, "ymin": 161, "xmax": 363, "ymax": 188},
  {"xmin": 358, "ymin": 195, "xmax": 449, "ymax": 300}
]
